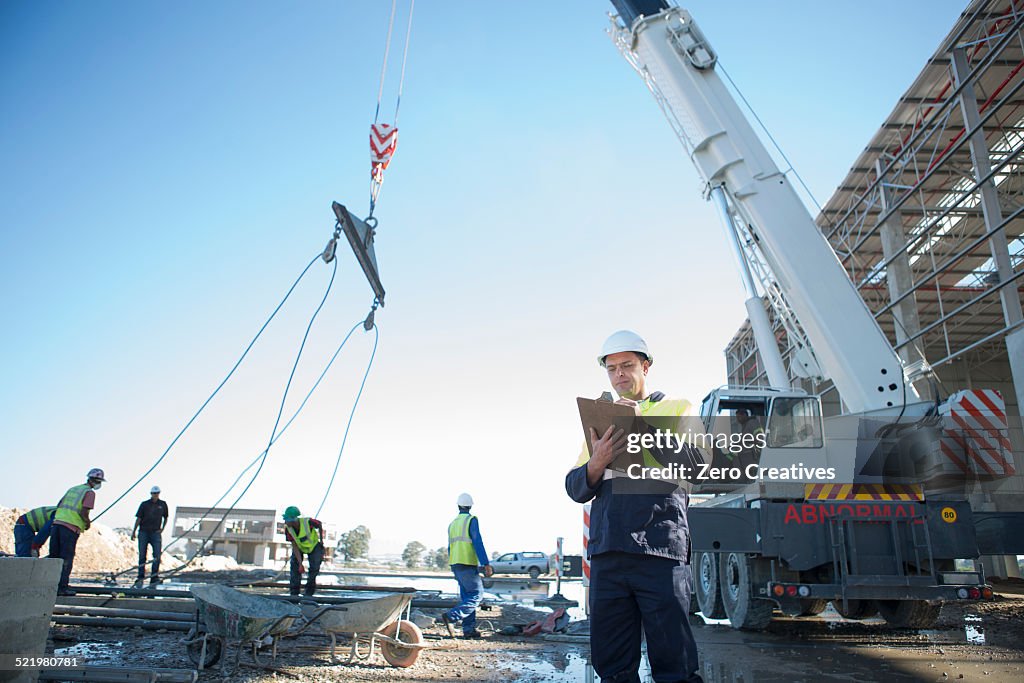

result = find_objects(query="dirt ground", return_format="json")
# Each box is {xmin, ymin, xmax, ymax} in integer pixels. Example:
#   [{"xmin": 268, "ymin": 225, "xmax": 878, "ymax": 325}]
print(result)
[{"xmin": 45, "ymin": 593, "xmax": 1024, "ymax": 682}]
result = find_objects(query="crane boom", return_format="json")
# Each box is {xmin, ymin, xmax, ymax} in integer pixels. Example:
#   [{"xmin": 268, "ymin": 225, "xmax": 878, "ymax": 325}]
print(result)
[{"xmin": 611, "ymin": 1, "xmax": 919, "ymax": 414}]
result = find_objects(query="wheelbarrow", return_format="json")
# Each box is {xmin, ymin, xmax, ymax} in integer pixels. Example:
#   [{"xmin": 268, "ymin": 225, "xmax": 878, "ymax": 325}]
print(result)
[
  {"xmin": 184, "ymin": 583, "xmax": 301, "ymax": 673},
  {"xmin": 298, "ymin": 589, "xmax": 426, "ymax": 668}
]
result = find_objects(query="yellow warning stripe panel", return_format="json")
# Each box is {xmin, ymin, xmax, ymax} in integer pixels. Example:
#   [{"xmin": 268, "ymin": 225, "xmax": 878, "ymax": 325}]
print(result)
[{"xmin": 804, "ymin": 484, "xmax": 923, "ymax": 501}]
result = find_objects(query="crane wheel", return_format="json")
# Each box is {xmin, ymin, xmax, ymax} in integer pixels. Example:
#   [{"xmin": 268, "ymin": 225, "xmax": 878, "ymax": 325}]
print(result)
[
  {"xmin": 719, "ymin": 552, "xmax": 773, "ymax": 630},
  {"xmin": 694, "ymin": 551, "xmax": 726, "ymax": 619}
]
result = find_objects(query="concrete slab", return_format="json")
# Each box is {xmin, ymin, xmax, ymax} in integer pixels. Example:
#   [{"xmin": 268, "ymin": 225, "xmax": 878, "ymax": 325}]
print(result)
[{"xmin": 0, "ymin": 557, "xmax": 63, "ymax": 683}]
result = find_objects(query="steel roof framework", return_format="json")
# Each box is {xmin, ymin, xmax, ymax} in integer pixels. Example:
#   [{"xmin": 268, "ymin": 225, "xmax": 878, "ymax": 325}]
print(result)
[{"xmin": 727, "ymin": 0, "xmax": 1024, "ymax": 406}]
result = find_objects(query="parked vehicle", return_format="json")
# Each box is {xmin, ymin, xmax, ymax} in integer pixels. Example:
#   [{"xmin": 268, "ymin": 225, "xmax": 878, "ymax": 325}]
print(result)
[{"xmin": 490, "ymin": 552, "xmax": 548, "ymax": 579}]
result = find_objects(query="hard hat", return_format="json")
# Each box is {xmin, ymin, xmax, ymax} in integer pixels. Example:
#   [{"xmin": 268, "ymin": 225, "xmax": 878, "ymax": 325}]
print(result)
[
  {"xmin": 150, "ymin": 486, "xmax": 161, "ymax": 494},
  {"xmin": 598, "ymin": 330, "xmax": 652, "ymax": 367},
  {"xmin": 457, "ymin": 493, "xmax": 473, "ymax": 508},
  {"xmin": 282, "ymin": 506, "xmax": 301, "ymax": 521},
  {"xmin": 87, "ymin": 468, "xmax": 107, "ymax": 482}
]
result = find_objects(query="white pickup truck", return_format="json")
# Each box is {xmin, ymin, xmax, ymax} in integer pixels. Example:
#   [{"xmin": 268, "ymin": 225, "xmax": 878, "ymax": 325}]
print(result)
[{"xmin": 489, "ymin": 552, "xmax": 549, "ymax": 579}]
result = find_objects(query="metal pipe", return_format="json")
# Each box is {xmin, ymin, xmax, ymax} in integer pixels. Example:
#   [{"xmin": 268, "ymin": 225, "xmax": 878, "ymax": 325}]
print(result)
[
  {"xmin": 39, "ymin": 667, "xmax": 197, "ymax": 683},
  {"xmin": 51, "ymin": 616, "xmax": 191, "ymax": 632},
  {"xmin": 53, "ymin": 605, "xmax": 194, "ymax": 622}
]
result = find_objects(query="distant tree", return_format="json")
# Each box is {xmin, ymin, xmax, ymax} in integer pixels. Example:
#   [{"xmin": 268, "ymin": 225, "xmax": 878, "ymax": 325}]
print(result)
[
  {"xmin": 337, "ymin": 525, "xmax": 371, "ymax": 561},
  {"xmin": 402, "ymin": 541, "xmax": 426, "ymax": 568},
  {"xmin": 433, "ymin": 546, "xmax": 449, "ymax": 569},
  {"xmin": 491, "ymin": 551, "xmax": 500, "ymax": 560}
]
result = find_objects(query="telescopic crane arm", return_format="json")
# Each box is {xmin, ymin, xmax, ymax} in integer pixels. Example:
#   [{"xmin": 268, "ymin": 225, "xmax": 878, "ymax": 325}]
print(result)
[{"xmin": 610, "ymin": 0, "xmax": 919, "ymax": 414}]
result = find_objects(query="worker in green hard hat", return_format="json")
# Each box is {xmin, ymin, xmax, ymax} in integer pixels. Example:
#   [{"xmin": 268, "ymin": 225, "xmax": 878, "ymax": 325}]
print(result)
[{"xmin": 282, "ymin": 506, "xmax": 325, "ymax": 597}]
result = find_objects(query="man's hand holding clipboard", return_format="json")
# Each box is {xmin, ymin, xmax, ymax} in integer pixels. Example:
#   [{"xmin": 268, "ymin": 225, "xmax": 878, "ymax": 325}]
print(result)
[{"xmin": 577, "ymin": 396, "xmax": 643, "ymax": 488}]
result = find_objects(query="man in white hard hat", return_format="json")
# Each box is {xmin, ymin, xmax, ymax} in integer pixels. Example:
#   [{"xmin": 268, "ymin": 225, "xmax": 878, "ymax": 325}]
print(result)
[
  {"xmin": 439, "ymin": 493, "xmax": 494, "ymax": 639},
  {"xmin": 566, "ymin": 331, "xmax": 707, "ymax": 683},
  {"xmin": 50, "ymin": 468, "xmax": 106, "ymax": 596},
  {"xmin": 131, "ymin": 486, "xmax": 169, "ymax": 588}
]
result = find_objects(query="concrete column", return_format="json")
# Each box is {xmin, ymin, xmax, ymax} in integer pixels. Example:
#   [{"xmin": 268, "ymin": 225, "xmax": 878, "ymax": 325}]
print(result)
[
  {"xmin": 875, "ymin": 159, "xmax": 927, "ymax": 384},
  {"xmin": 951, "ymin": 48, "xmax": 1024, "ymax": 416}
]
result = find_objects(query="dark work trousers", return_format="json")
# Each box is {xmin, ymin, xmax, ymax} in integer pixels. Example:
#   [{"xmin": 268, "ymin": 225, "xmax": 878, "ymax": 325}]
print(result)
[
  {"xmin": 48, "ymin": 524, "xmax": 81, "ymax": 593},
  {"xmin": 137, "ymin": 530, "xmax": 162, "ymax": 583},
  {"xmin": 290, "ymin": 543, "xmax": 324, "ymax": 596},
  {"xmin": 590, "ymin": 552, "xmax": 703, "ymax": 683},
  {"xmin": 14, "ymin": 523, "xmax": 34, "ymax": 557}
]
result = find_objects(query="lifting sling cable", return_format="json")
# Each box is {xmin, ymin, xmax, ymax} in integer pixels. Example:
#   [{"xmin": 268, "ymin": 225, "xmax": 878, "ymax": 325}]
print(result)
[
  {"xmin": 94, "ymin": 253, "xmax": 324, "ymax": 521},
  {"xmin": 175, "ymin": 254, "xmax": 335, "ymax": 561},
  {"xmin": 105, "ymin": 317, "xmax": 370, "ymax": 580},
  {"xmin": 157, "ymin": 256, "xmax": 340, "ymax": 577},
  {"xmin": 315, "ymin": 320, "xmax": 379, "ymax": 518},
  {"xmin": 369, "ymin": 0, "xmax": 415, "ymax": 218}
]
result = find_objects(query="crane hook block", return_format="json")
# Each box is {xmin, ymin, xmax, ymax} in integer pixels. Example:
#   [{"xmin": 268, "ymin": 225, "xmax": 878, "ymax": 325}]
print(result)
[{"xmin": 332, "ymin": 201, "xmax": 386, "ymax": 305}]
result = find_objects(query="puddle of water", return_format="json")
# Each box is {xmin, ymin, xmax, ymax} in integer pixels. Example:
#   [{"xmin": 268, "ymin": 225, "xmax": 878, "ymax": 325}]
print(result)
[
  {"xmin": 53, "ymin": 641, "xmax": 124, "ymax": 665},
  {"xmin": 512, "ymin": 648, "xmax": 653, "ymax": 683},
  {"xmin": 963, "ymin": 614, "xmax": 985, "ymax": 644}
]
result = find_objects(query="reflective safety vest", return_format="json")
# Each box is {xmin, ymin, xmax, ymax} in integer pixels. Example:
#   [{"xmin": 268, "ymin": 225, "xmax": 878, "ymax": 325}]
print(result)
[
  {"xmin": 286, "ymin": 517, "xmax": 321, "ymax": 554},
  {"xmin": 25, "ymin": 506, "xmax": 56, "ymax": 532},
  {"xmin": 55, "ymin": 484, "xmax": 91, "ymax": 532},
  {"xmin": 448, "ymin": 513, "xmax": 478, "ymax": 566}
]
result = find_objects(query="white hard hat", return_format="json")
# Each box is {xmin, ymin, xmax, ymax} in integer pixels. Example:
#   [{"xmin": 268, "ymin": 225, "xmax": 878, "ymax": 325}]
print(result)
[
  {"xmin": 150, "ymin": 486, "xmax": 161, "ymax": 494},
  {"xmin": 457, "ymin": 493, "xmax": 474, "ymax": 508},
  {"xmin": 87, "ymin": 468, "xmax": 107, "ymax": 482},
  {"xmin": 598, "ymin": 330, "xmax": 652, "ymax": 367}
]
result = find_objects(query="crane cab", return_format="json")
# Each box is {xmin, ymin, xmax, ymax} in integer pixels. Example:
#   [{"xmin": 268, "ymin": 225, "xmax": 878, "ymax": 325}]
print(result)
[{"xmin": 697, "ymin": 386, "xmax": 829, "ymax": 494}]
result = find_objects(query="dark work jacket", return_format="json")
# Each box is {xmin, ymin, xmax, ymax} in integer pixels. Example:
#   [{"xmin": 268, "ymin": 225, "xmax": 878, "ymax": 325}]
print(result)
[{"xmin": 565, "ymin": 392, "xmax": 708, "ymax": 563}]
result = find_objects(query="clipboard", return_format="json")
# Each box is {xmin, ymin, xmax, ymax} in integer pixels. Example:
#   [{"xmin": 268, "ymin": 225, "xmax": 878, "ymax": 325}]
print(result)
[{"xmin": 577, "ymin": 396, "xmax": 645, "ymax": 471}]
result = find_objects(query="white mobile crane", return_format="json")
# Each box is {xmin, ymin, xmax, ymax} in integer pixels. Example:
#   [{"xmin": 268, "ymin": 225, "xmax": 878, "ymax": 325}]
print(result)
[{"xmin": 609, "ymin": 0, "xmax": 1021, "ymax": 629}]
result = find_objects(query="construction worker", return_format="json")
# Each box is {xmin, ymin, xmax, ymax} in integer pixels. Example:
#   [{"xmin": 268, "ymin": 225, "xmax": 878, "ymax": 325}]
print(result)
[
  {"xmin": 439, "ymin": 493, "xmax": 493, "ymax": 639},
  {"xmin": 282, "ymin": 506, "xmax": 324, "ymax": 597},
  {"xmin": 566, "ymin": 331, "xmax": 707, "ymax": 683},
  {"xmin": 13, "ymin": 506, "xmax": 56, "ymax": 557},
  {"xmin": 131, "ymin": 486, "xmax": 168, "ymax": 587},
  {"xmin": 50, "ymin": 468, "xmax": 106, "ymax": 596}
]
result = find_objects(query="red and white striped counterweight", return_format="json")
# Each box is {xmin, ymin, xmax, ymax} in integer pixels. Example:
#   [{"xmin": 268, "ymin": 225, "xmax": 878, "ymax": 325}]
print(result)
[{"xmin": 939, "ymin": 389, "xmax": 1016, "ymax": 478}]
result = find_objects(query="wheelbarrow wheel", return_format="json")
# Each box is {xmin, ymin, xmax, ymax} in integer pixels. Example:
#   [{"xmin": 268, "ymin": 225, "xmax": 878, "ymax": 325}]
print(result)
[
  {"xmin": 185, "ymin": 629, "xmax": 223, "ymax": 668},
  {"xmin": 380, "ymin": 619, "xmax": 422, "ymax": 668}
]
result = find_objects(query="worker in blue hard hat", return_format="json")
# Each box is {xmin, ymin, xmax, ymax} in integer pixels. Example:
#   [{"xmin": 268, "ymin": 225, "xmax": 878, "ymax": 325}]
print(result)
[
  {"xmin": 282, "ymin": 506, "xmax": 325, "ymax": 597},
  {"xmin": 50, "ymin": 468, "xmax": 106, "ymax": 596},
  {"xmin": 566, "ymin": 331, "xmax": 707, "ymax": 683}
]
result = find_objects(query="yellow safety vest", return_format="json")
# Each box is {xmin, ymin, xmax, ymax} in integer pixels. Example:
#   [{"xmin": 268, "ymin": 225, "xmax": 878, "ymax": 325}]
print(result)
[
  {"xmin": 448, "ymin": 513, "xmax": 478, "ymax": 566},
  {"xmin": 286, "ymin": 517, "xmax": 321, "ymax": 554},
  {"xmin": 55, "ymin": 484, "xmax": 91, "ymax": 532},
  {"xmin": 573, "ymin": 396, "xmax": 695, "ymax": 469},
  {"xmin": 25, "ymin": 506, "xmax": 56, "ymax": 532}
]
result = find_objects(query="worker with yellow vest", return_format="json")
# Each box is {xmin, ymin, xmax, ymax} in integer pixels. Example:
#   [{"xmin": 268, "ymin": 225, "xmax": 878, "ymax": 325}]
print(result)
[
  {"xmin": 13, "ymin": 505, "xmax": 56, "ymax": 557},
  {"xmin": 438, "ymin": 493, "xmax": 493, "ymax": 639},
  {"xmin": 282, "ymin": 506, "xmax": 325, "ymax": 596},
  {"xmin": 49, "ymin": 468, "xmax": 106, "ymax": 596},
  {"xmin": 565, "ymin": 331, "xmax": 708, "ymax": 683}
]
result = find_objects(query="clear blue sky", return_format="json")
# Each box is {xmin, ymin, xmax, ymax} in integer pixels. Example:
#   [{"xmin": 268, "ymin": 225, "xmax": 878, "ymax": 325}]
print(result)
[{"xmin": 1, "ymin": 1, "xmax": 967, "ymax": 557}]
